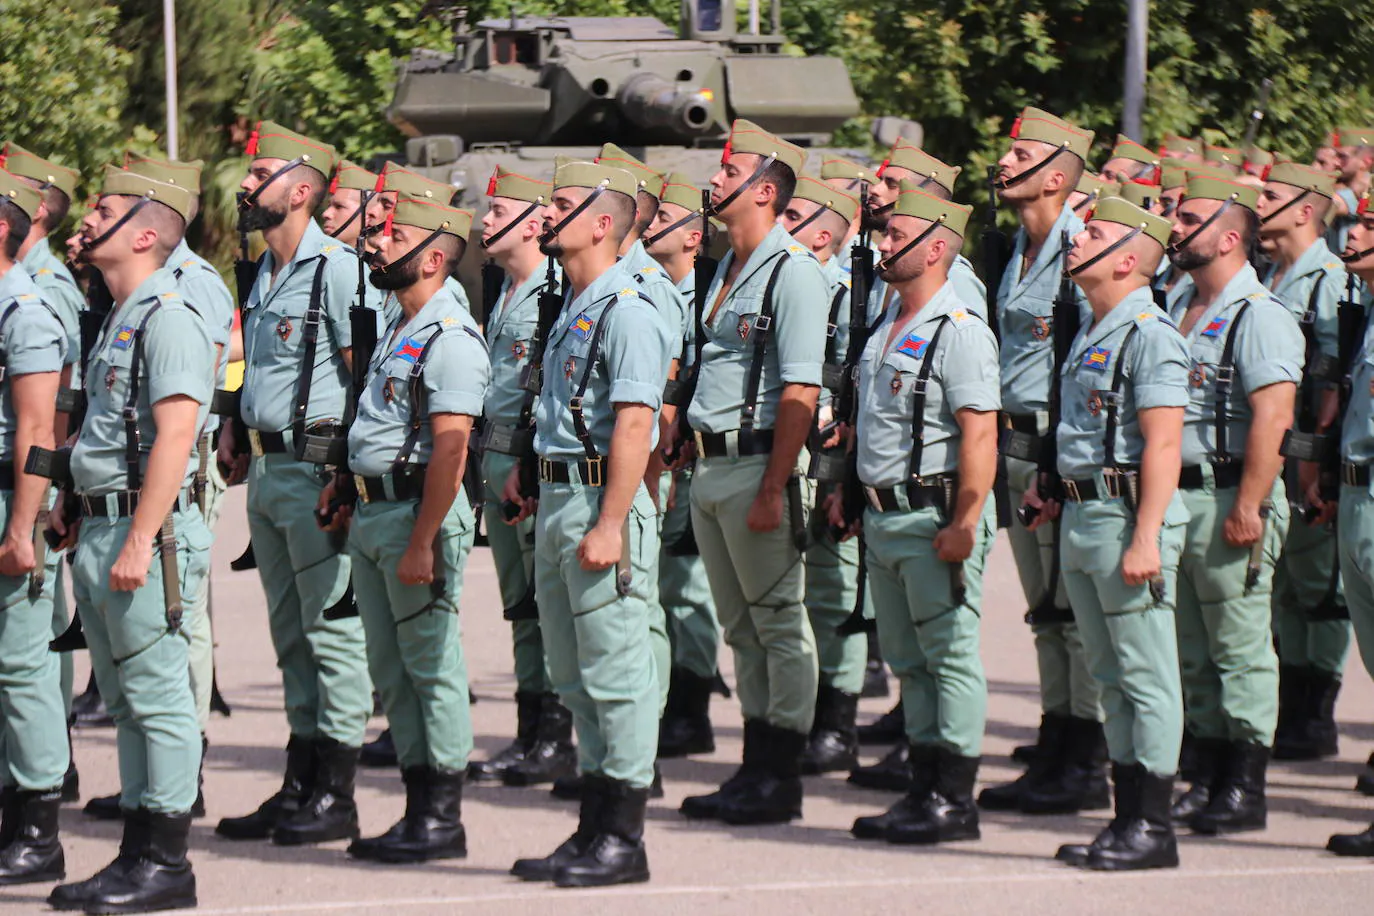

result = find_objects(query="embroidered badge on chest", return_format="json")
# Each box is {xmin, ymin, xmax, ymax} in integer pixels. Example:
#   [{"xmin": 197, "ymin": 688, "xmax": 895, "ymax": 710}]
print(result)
[
  {"xmin": 1201, "ymin": 317, "xmax": 1228, "ymax": 338},
  {"xmin": 737, "ymin": 316, "xmax": 752, "ymax": 340},
  {"xmin": 383, "ymin": 379, "xmax": 397, "ymax": 404},
  {"xmin": 1189, "ymin": 362, "xmax": 1207, "ymax": 389},
  {"xmin": 1081, "ymin": 347, "xmax": 1110, "ymax": 371},
  {"xmin": 111, "ymin": 326, "xmax": 135, "ymax": 350},
  {"xmin": 1032, "ymin": 316, "xmax": 1051, "ymax": 341},
  {"xmin": 563, "ymin": 357, "xmax": 577, "ymax": 380},
  {"xmin": 895, "ymin": 333, "xmax": 929, "ymax": 359},
  {"xmin": 1086, "ymin": 392, "xmax": 1103, "ymax": 416},
  {"xmin": 569, "ymin": 313, "xmax": 594, "ymax": 340},
  {"xmin": 276, "ymin": 316, "xmax": 293, "ymax": 342}
]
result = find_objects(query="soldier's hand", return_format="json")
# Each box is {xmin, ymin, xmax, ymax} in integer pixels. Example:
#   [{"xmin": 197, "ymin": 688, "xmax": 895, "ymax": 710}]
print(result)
[
  {"xmin": 315, "ymin": 479, "xmax": 352, "ymax": 532},
  {"xmin": 1020, "ymin": 486, "xmax": 1059, "ymax": 531},
  {"xmin": 666, "ymin": 471, "xmax": 679, "ymax": 510},
  {"xmin": 501, "ymin": 466, "xmax": 536, "ymax": 523},
  {"xmin": 1121, "ymin": 537, "xmax": 1161, "ymax": 588},
  {"xmin": 747, "ymin": 486, "xmax": 784, "ymax": 533},
  {"xmin": 110, "ymin": 532, "xmax": 152, "ymax": 592},
  {"xmin": 577, "ymin": 521, "xmax": 621, "ymax": 572},
  {"xmin": 1222, "ymin": 500, "xmax": 1264, "ymax": 548},
  {"xmin": 0, "ymin": 534, "xmax": 36, "ymax": 578},
  {"xmin": 1305, "ymin": 479, "xmax": 1338, "ymax": 527},
  {"xmin": 668, "ymin": 437, "xmax": 697, "ymax": 471},
  {"xmin": 397, "ymin": 542, "xmax": 436, "ymax": 586},
  {"xmin": 217, "ymin": 427, "xmax": 248, "ymax": 485},
  {"xmin": 48, "ymin": 494, "xmax": 79, "ymax": 551},
  {"xmin": 934, "ymin": 523, "xmax": 976, "ymax": 564}
]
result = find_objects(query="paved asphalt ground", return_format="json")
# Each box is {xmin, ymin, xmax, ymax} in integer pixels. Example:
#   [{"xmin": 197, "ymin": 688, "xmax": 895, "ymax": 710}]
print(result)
[{"xmin": 11, "ymin": 485, "xmax": 1374, "ymax": 914}]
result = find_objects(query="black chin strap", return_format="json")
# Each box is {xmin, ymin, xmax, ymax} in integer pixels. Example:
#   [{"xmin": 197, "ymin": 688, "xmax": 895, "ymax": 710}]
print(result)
[
  {"xmin": 328, "ymin": 190, "xmax": 372, "ymax": 240},
  {"xmin": 996, "ymin": 143, "xmax": 1071, "ymax": 191},
  {"xmin": 643, "ymin": 204, "xmax": 704, "ymax": 247},
  {"xmin": 868, "ymin": 173, "xmax": 936, "ymax": 220},
  {"xmin": 81, "ymin": 196, "xmax": 151, "ymax": 254},
  {"xmin": 239, "ymin": 156, "xmax": 306, "ymax": 216},
  {"xmin": 540, "ymin": 183, "xmax": 609, "ymax": 245},
  {"xmin": 708, "ymin": 154, "xmax": 777, "ymax": 216},
  {"xmin": 876, "ymin": 216, "xmax": 945, "ymax": 272},
  {"xmin": 1167, "ymin": 196, "xmax": 1237, "ymax": 258},
  {"xmin": 1066, "ymin": 224, "xmax": 1147, "ymax": 277},
  {"xmin": 1340, "ymin": 241, "xmax": 1374, "ymax": 263},
  {"xmin": 1072, "ymin": 191, "xmax": 1100, "ymax": 215},
  {"xmin": 375, "ymin": 226, "xmax": 448, "ymax": 278},
  {"xmin": 481, "ymin": 199, "xmax": 541, "ymax": 250},
  {"xmin": 1259, "ymin": 188, "xmax": 1311, "ymax": 226},
  {"xmin": 786, "ymin": 201, "xmax": 830, "ymax": 238}
]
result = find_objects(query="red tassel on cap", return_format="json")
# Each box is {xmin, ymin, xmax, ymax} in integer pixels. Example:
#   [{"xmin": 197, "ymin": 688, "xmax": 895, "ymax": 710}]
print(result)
[
  {"xmin": 383, "ymin": 211, "xmax": 395, "ymax": 235},
  {"xmin": 245, "ymin": 124, "xmax": 261, "ymax": 156},
  {"xmin": 1332, "ymin": 131, "xmax": 1341, "ymax": 147},
  {"xmin": 1009, "ymin": 117, "xmax": 1022, "ymax": 139},
  {"xmin": 1260, "ymin": 163, "xmax": 1273, "ymax": 181},
  {"xmin": 328, "ymin": 172, "xmax": 339, "ymax": 194},
  {"xmin": 876, "ymin": 158, "xmax": 890, "ymax": 178},
  {"xmin": 1151, "ymin": 165, "xmax": 1162, "ymax": 184},
  {"xmin": 373, "ymin": 171, "xmax": 386, "ymax": 193},
  {"xmin": 720, "ymin": 138, "xmax": 732, "ymax": 165},
  {"xmin": 486, "ymin": 169, "xmax": 499, "ymax": 197}
]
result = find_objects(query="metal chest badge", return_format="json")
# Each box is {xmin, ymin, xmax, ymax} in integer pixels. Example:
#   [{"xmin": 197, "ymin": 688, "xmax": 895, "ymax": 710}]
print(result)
[
  {"xmin": 563, "ymin": 356, "xmax": 577, "ymax": 380},
  {"xmin": 889, "ymin": 371, "xmax": 903, "ymax": 395},
  {"xmin": 105, "ymin": 366, "xmax": 118, "ymax": 391},
  {"xmin": 276, "ymin": 316, "xmax": 293, "ymax": 342},
  {"xmin": 1189, "ymin": 362, "xmax": 1207, "ymax": 389},
  {"xmin": 512, "ymin": 340, "xmax": 527, "ymax": 360},
  {"xmin": 383, "ymin": 379, "xmax": 397, "ymax": 404},
  {"xmin": 1086, "ymin": 391, "xmax": 1103, "ymax": 416},
  {"xmin": 737, "ymin": 316, "xmax": 752, "ymax": 340},
  {"xmin": 1032, "ymin": 316, "xmax": 1051, "ymax": 341}
]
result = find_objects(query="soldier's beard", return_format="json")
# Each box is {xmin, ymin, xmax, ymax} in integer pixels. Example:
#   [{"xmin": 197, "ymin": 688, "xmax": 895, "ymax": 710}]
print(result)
[
  {"xmin": 238, "ymin": 200, "xmax": 287, "ymax": 233},
  {"xmin": 861, "ymin": 207, "xmax": 889, "ymax": 234},
  {"xmin": 877, "ymin": 254, "xmax": 922, "ymax": 284},
  {"xmin": 369, "ymin": 256, "xmax": 422, "ymax": 291},
  {"xmin": 1169, "ymin": 243, "xmax": 1214, "ymax": 272},
  {"xmin": 538, "ymin": 232, "xmax": 565, "ymax": 259}
]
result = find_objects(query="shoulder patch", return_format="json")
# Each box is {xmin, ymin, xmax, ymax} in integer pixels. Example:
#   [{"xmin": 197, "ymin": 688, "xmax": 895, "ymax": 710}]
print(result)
[
  {"xmin": 35, "ymin": 269, "xmax": 52, "ymax": 277},
  {"xmin": 639, "ymin": 265, "xmax": 658, "ymax": 275},
  {"xmin": 442, "ymin": 316, "xmax": 460, "ymax": 327},
  {"xmin": 1324, "ymin": 260, "xmax": 1343, "ymax": 271},
  {"xmin": 785, "ymin": 244, "xmax": 817, "ymax": 261},
  {"xmin": 1134, "ymin": 312, "xmax": 1158, "ymax": 322},
  {"xmin": 949, "ymin": 308, "xmax": 973, "ymax": 324},
  {"xmin": 619, "ymin": 287, "xmax": 637, "ymax": 297},
  {"xmin": 321, "ymin": 244, "xmax": 340, "ymax": 255}
]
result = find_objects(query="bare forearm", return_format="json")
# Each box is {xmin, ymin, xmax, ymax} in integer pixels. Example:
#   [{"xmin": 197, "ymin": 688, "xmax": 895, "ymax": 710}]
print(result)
[
  {"xmin": 762, "ymin": 384, "xmax": 819, "ymax": 494},
  {"xmin": 130, "ymin": 429, "xmax": 198, "ymax": 540},
  {"xmin": 412, "ymin": 445, "xmax": 466, "ymax": 551},
  {"xmin": 953, "ymin": 413, "xmax": 996, "ymax": 529},
  {"xmin": 1238, "ymin": 389, "xmax": 1295, "ymax": 508},
  {"xmin": 600, "ymin": 406, "xmax": 654, "ymax": 529},
  {"xmin": 8, "ymin": 416, "xmax": 54, "ymax": 542},
  {"xmin": 1135, "ymin": 437, "xmax": 1180, "ymax": 545}
]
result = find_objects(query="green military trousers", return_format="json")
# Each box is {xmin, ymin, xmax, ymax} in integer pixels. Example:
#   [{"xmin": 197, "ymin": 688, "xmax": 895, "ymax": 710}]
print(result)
[
  {"xmin": 350, "ymin": 492, "xmax": 475, "ymax": 770},
  {"xmin": 1176, "ymin": 478, "xmax": 1287, "ymax": 745},
  {"xmin": 1272, "ymin": 517, "xmax": 1351, "ymax": 676},
  {"xmin": 643, "ymin": 474, "xmax": 670, "ymax": 715},
  {"xmin": 72, "ymin": 506, "xmax": 209, "ymax": 813},
  {"xmin": 0, "ymin": 490, "xmax": 69, "ymax": 791},
  {"xmin": 658, "ymin": 468, "xmax": 720, "ymax": 680},
  {"xmin": 187, "ymin": 453, "xmax": 226, "ymax": 730},
  {"xmin": 246, "ymin": 453, "xmax": 370, "ymax": 747},
  {"xmin": 1061, "ymin": 491, "xmax": 1186, "ymax": 776},
  {"xmin": 534, "ymin": 480, "xmax": 659, "ymax": 789},
  {"xmin": 1006, "ymin": 455, "xmax": 1102, "ymax": 721},
  {"xmin": 480, "ymin": 449, "xmax": 550, "ymax": 694},
  {"xmin": 1337, "ymin": 484, "xmax": 1374, "ymax": 681},
  {"xmin": 690, "ymin": 454, "xmax": 817, "ymax": 735},
  {"xmin": 864, "ymin": 496, "xmax": 995, "ymax": 757},
  {"xmin": 804, "ymin": 511, "xmax": 867, "ymax": 697}
]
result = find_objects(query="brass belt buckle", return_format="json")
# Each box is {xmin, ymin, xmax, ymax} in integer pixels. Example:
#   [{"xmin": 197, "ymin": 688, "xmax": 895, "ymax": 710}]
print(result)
[
  {"xmin": 354, "ymin": 474, "xmax": 370, "ymax": 504},
  {"xmin": 864, "ymin": 485, "xmax": 882, "ymax": 513},
  {"xmin": 583, "ymin": 457, "xmax": 604, "ymax": 487},
  {"xmin": 248, "ymin": 429, "xmax": 264, "ymax": 458},
  {"xmin": 538, "ymin": 457, "xmax": 554, "ymax": 483},
  {"xmin": 1063, "ymin": 479, "xmax": 1081, "ymax": 502},
  {"xmin": 1344, "ymin": 462, "xmax": 1360, "ymax": 487},
  {"xmin": 1103, "ymin": 470, "xmax": 1122, "ymax": 500},
  {"xmin": 693, "ymin": 431, "xmax": 706, "ymax": 456}
]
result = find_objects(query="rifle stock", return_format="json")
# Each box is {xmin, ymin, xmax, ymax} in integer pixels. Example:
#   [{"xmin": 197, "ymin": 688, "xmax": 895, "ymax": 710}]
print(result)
[
  {"xmin": 1039, "ymin": 231, "xmax": 1081, "ymax": 498},
  {"xmin": 674, "ymin": 190, "xmax": 718, "ymax": 448},
  {"xmin": 982, "ymin": 167, "xmax": 1009, "ymax": 342},
  {"xmin": 839, "ymin": 230, "xmax": 876, "ymax": 528}
]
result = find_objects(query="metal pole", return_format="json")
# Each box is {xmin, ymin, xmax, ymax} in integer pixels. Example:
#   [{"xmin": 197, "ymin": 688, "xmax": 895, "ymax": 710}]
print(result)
[
  {"xmin": 747, "ymin": 0, "xmax": 759, "ymax": 35},
  {"xmin": 1122, "ymin": 0, "xmax": 1147, "ymax": 141},
  {"xmin": 164, "ymin": 0, "xmax": 179, "ymax": 159}
]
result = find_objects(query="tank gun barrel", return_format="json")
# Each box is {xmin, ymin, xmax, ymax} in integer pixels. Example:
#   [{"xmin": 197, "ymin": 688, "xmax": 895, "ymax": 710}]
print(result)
[{"xmin": 617, "ymin": 73, "xmax": 715, "ymax": 136}]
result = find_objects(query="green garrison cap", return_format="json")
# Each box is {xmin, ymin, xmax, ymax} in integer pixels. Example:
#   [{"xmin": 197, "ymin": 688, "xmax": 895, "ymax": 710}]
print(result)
[
  {"xmin": 819, "ymin": 154, "xmax": 876, "ymax": 185},
  {"xmin": 1334, "ymin": 126, "xmax": 1374, "ymax": 148},
  {"xmin": 879, "ymin": 138, "xmax": 960, "ymax": 195},
  {"xmin": 1204, "ymin": 143, "xmax": 1242, "ymax": 169},
  {"xmin": 791, "ymin": 175, "xmax": 860, "ymax": 224},
  {"xmin": 1115, "ymin": 179, "xmax": 1163, "ymax": 209},
  {"xmin": 1160, "ymin": 133, "xmax": 1200, "ymax": 157},
  {"xmin": 1010, "ymin": 107, "xmax": 1095, "ymax": 161},
  {"xmin": 1089, "ymin": 196, "xmax": 1172, "ymax": 249},
  {"xmin": 0, "ymin": 170, "xmax": 42, "ymax": 219},
  {"xmin": 1264, "ymin": 157, "xmax": 1336, "ymax": 198},
  {"xmin": 1243, "ymin": 146, "xmax": 1274, "ymax": 171},
  {"xmin": 390, "ymin": 194, "xmax": 473, "ymax": 241},
  {"xmin": 595, "ymin": 143, "xmax": 665, "ymax": 199},
  {"xmin": 659, "ymin": 172, "xmax": 704, "ymax": 213},
  {"xmin": 244, "ymin": 120, "xmax": 336, "ymax": 180},
  {"xmin": 330, "ymin": 160, "xmax": 382, "ymax": 195},
  {"xmin": 894, "ymin": 178, "xmax": 971, "ymax": 238},
  {"xmin": 1160, "ymin": 161, "xmax": 1189, "ymax": 190},
  {"xmin": 381, "ymin": 162, "xmax": 456, "ymax": 202},
  {"xmin": 722, "ymin": 119, "xmax": 806, "ymax": 177},
  {"xmin": 123, "ymin": 154, "xmax": 204, "ymax": 192},
  {"xmin": 99, "ymin": 164, "xmax": 194, "ymax": 222},
  {"xmin": 1110, "ymin": 134, "xmax": 1158, "ymax": 167},
  {"xmin": 1184, "ymin": 173, "xmax": 1260, "ymax": 213},
  {"xmin": 485, "ymin": 164, "xmax": 550, "ymax": 204},
  {"xmin": 0, "ymin": 142, "xmax": 79, "ymax": 201},
  {"xmin": 1076, "ymin": 173, "xmax": 1118, "ymax": 201},
  {"xmin": 553, "ymin": 161, "xmax": 638, "ymax": 199}
]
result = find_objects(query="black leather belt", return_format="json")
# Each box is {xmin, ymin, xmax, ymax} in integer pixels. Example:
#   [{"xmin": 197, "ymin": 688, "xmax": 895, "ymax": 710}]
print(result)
[
  {"xmin": 1005, "ymin": 413, "xmax": 1041, "ymax": 435},
  {"xmin": 1343, "ymin": 462, "xmax": 1371, "ymax": 487},
  {"xmin": 1179, "ymin": 461, "xmax": 1245, "ymax": 490},
  {"xmin": 1062, "ymin": 468, "xmax": 1140, "ymax": 503},
  {"xmin": 356, "ymin": 468, "xmax": 427, "ymax": 503},
  {"xmin": 247, "ymin": 429, "xmax": 289, "ymax": 455},
  {"xmin": 79, "ymin": 488, "xmax": 195, "ymax": 518},
  {"xmin": 695, "ymin": 429, "xmax": 774, "ymax": 459},
  {"xmin": 863, "ymin": 475, "xmax": 957, "ymax": 514},
  {"xmin": 538, "ymin": 457, "xmax": 605, "ymax": 487}
]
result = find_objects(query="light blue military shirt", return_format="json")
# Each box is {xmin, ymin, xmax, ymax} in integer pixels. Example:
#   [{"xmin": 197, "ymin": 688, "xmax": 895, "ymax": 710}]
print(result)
[
  {"xmin": 444, "ymin": 275, "xmax": 471, "ymax": 314},
  {"xmin": 534, "ymin": 262, "xmax": 669, "ymax": 460},
  {"xmin": 0, "ymin": 264, "xmax": 66, "ymax": 460},
  {"xmin": 623, "ymin": 239, "xmax": 686, "ymax": 354},
  {"xmin": 1327, "ymin": 187, "xmax": 1358, "ymax": 256},
  {"xmin": 1169, "ymin": 262, "xmax": 1304, "ymax": 467},
  {"xmin": 1262, "ymin": 237, "xmax": 1344, "ymax": 361},
  {"xmin": 483, "ymin": 258, "xmax": 558, "ymax": 426},
  {"xmin": 867, "ymin": 243, "xmax": 985, "ymax": 325},
  {"xmin": 856, "ymin": 280, "xmax": 1000, "ymax": 485},
  {"xmin": 20, "ymin": 242, "xmax": 80, "ymax": 368},
  {"xmin": 240, "ymin": 220, "xmax": 356, "ymax": 432},
  {"xmin": 1056, "ymin": 288, "xmax": 1190, "ymax": 479},
  {"xmin": 1340, "ymin": 288, "xmax": 1374, "ymax": 464},
  {"xmin": 166, "ymin": 239, "xmax": 234, "ymax": 432},
  {"xmin": 347, "ymin": 286, "xmax": 490, "ymax": 476},
  {"xmin": 996, "ymin": 203, "xmax": 1089, "ymax": 414},
  {"xmin": 70, "ymin": 268, "xmax": 213, "ymax": 495},
  {"xmin": 686, "ymin": 223, "xmax": 827, "ymax": 433}
]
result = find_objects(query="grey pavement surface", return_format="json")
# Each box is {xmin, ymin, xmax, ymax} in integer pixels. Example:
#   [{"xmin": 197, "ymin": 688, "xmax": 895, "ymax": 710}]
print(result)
[{"xmin": 12, "ymin": 484, "xmax": 1374, "ymax": 914}]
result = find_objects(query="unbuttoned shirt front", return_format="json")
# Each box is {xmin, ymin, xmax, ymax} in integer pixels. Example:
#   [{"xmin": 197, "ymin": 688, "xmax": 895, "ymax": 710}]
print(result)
[
  {"xmin": 534, "ymin": 262, "xmax": 670, "ymax": 460},
  {"xmin": 19, "ymin": 242, "xmax": 81, "ymax": 369},
  {"xmin": 1169, "ymin": 262, "xmax": 1304, "ymax": 467},
  {"xmin": 240, "ymin": 220, "xmax": 357, "ymax": 432},
  {"xmin": 347, "ymin": 286, "xmax": 490, "ymax": 477},
  {"xmin": 70, "ymin": 267, "xmax": 213, "ymax": 495},
  {"xmin": 483, "ymin": 257, "xmax": 559, "ymax": 428},
  {"xmin": 686, "ymin": 223, "xmax": 827, "ymax": 434},
  {"xmin": 996, "ymin": 203, "xmax": 1089, "ymax": 415},
  {"xmin": 0, "ymin": 264, "xmax": 67, "ymax": 460},
  {"xmin": 856, "ymin": 280, "xmax": 1000, "ymax": 486},
  {"xmin": 1056, "ymin": 287, "xmax": 1191, "ymax": 480}
]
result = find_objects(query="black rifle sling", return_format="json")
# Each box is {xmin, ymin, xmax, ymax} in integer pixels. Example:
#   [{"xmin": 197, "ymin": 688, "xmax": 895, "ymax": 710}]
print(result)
[
  {"xmin": 287, "ymin": 257, "xmax": 330, "ymax": 455},
  {"xmin": 1213, "ymin": 300, "xmax": 1253, "ymax": 466},
  {"xmin": 1102, "ymin": 326, "xmax": 1141, "ymax": 469},
  {"xmin": 739, "ymin": 254, "xmax": 790, "ymax": 433},
  {"xmin": 570, "ymin": 294, "xmax": 652, "ymax": 462},
  {"xmin": 905, "ymin": 317, "xmax": 953, "ymax": 486},
  {"xmin": 122, "ymin": 302, "xmax": 167, "ymax": 491},
  {"xmin": 392, "ymin": 323, "xmax": 488, "ymax": 472}
]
